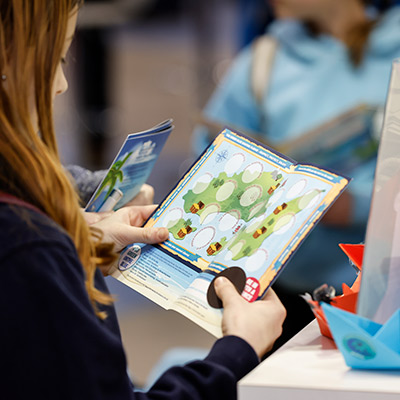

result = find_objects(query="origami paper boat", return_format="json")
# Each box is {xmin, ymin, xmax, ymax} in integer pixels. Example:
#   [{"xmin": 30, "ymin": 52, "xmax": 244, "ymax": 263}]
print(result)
[
  {"xmin": 322, "ymin": 303, "xmax": 400, "ymax": 369},
  {"xmin": 305, "ymin": 243, "xmax": 364, "ymax": 339}
]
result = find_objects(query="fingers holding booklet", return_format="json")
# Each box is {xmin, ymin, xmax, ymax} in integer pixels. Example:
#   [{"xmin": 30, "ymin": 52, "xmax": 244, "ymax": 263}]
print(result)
[
  {"xmin": 215, "ymin": 278, "xmax": 286, "ymax": 358},
  {"xmin": 110, "ymin": 127, "xmax": 349, "ymax": 337}
]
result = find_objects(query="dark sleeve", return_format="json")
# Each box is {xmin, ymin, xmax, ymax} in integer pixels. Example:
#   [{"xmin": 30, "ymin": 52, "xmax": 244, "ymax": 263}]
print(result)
[
  {"xmin": 142, "ymin": 336, "xmax": 259, "ymax": 400},
  {"xmin": 1, "ymin": 237, "xmax": 259, "ymax": 400},
  {"xmin": 0, "ymin": 240, "xmax": 135, "ymax": 400},
  {"xmin": 65, "ymin": 164, "xmax": 107, "ymax": 203}
]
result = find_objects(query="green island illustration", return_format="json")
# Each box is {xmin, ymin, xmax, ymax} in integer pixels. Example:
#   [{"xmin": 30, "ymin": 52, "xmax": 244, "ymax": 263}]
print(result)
[
  {"xmin": 167, "ymin": 166, "xmax": 326, "ymax": 260},
  {"xmin": 163, "ymin": 164, "xmax": 326, "ymax": 261},
  {"xmin": 206, "ymin": 236, "xmax": 228, "ymax": 256},
  {"xmin": 169, "ymin": 218, "xmax": 198, "ymax": 240},
  {"xmin": 183, "ymin": 169, "xmax": 284, "ymax": 223},
  {"xmin": 220, "ymin": 188, "xmax": 324, "ymax": 260}
]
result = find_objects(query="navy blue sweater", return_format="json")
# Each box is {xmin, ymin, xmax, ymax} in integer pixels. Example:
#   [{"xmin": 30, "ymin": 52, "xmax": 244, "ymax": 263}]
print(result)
[{"xmin": 0, "ymin": 202, "xmax": 259, "ymax": 399}]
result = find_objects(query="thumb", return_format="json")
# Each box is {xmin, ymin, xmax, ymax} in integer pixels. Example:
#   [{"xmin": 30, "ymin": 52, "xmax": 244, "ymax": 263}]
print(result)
[
  {"xmin": 119, "ymin": 226, "xmax": 168, "ymax": 247},
  {"xmin": 214, "ymin": 277, "xmax": 242, "ymax": 307},
  {"xmin": 260, "ymin": 287, "xmax": 279, "ymax": 302},
  {"xmin": 135, "ymin": 226, "xmax": 169, "ymax": 244}
]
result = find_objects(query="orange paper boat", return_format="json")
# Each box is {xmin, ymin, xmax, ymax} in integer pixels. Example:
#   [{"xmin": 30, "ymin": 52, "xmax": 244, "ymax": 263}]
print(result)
[{"xmin": 307, "ymin": 243, "xmax": 364, "ymax": 339}]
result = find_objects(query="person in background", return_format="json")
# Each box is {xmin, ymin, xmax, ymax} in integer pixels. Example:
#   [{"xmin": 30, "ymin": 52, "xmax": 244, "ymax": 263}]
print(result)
[
  {"xmin": 192, "ymin": 0, "xmax": 400, "ymax": 346},
  {"xmin": 0, "ymin": 1, "xmax": 286, "ymax": 399}
]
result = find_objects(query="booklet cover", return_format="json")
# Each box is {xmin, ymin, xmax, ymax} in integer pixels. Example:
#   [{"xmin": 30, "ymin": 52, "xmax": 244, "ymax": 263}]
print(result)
[
  {"xmin": 85, "ymin": 119, "xmax": 173, "ymax": 212},
  {"xmin": 112, "ymin": 128, "xmax": 349, "ymax": 337}
]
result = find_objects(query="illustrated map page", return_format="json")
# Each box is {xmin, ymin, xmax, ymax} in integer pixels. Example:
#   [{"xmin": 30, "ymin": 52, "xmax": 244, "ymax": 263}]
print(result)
[{"xmin": 147, "ymin": 130, "xmax": 349, "ymax": 297}]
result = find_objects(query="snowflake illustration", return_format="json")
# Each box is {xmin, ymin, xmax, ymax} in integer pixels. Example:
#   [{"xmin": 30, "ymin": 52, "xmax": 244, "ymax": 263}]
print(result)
[{"xmin": 216, "ymin": 150, "xmax": 228, "ymax": 163}]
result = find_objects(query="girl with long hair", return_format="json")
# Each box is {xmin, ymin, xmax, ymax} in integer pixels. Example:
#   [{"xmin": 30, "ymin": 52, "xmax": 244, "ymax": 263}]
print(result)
[{"xmin": 0, "ymin": 1, "xmax": 286, "ymax": 399}]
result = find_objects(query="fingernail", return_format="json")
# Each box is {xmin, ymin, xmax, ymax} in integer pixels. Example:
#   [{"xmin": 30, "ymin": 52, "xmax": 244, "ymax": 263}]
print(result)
[{"xmin": 214, "ymin": 276, "xmax": 227, "ymax": 288}]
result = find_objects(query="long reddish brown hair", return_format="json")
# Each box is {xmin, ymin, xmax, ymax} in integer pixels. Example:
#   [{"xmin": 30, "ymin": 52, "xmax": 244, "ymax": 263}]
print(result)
[{"xmin": 0, "ymin": 0, "xmax": 114, "ymax": 317}]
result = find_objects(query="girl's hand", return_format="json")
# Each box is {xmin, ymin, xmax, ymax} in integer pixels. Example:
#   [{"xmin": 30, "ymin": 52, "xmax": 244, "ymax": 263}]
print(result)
[
  {"xmin": 92, "ymin": 204, "xmax": 168, "ymax": 252},
  {"xmin": 215, "ymin": 277, "xmax": 286, "ymax": 358}
]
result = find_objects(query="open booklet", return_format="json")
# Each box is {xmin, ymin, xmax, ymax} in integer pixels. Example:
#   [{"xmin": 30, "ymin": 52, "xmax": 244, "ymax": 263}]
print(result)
[
  {"xmin": 111, "ymin": 128, "xmax": 349, "ymax": 337},
  {"xmin": 85, "ymin": 119, "xmax": 173, "ymax": 212}
]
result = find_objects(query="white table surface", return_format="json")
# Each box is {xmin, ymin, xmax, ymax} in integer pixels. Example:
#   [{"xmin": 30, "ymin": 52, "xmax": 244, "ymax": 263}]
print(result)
[{"xmin": 238, "ymin": 320, "xmax": 400, "ymax": 400}]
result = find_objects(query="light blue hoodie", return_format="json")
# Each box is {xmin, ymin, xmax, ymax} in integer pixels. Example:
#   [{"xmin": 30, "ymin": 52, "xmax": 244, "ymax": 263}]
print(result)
[{"xmin": 193, "ymin": 6, "xmax": 400, "ymax": 291}]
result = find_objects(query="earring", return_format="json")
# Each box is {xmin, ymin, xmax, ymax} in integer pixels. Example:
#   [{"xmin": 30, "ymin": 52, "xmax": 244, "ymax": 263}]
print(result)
[{"xmin": 1, "ymin": 74, "xmax": 6, "ymax": 81}]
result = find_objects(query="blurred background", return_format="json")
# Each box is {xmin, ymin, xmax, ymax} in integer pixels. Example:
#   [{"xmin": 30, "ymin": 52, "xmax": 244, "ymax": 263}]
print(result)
[{"xmin": 54, "ymin": 0, "xmax": 271, "ymax": 386}]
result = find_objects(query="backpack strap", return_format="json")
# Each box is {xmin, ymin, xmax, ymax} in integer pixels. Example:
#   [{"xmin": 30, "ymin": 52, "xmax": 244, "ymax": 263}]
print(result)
[
  {"xmin": 0, "ymin": 191, "xmax": 45, "ymax": 216},
  {"xmin": 251, "ymin": 35, "xmax": 278, "ymax": 105}
]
